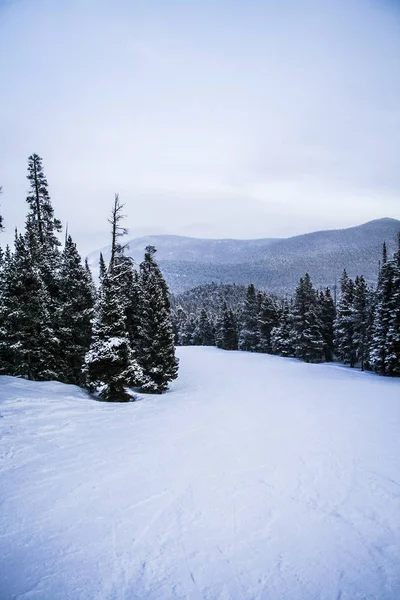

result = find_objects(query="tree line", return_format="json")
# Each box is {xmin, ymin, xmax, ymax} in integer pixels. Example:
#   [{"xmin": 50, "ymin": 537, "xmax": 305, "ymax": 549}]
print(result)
[
  {"xmin": 172, "ymin": 244, "xmax": 400, "ymax": 376},
  {"xmin": 0, "ymin": 154, "xmax": 178, "ymax": 400}
]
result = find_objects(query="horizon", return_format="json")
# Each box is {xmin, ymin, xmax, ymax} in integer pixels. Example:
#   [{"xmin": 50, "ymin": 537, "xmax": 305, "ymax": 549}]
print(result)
[
  {"xmin": 88, "ymin": 216, "xmax": 400, "ymax": 256},
  {"xmin": 1, "ymin": 0, "xmax": 400, "ymax": 255}
]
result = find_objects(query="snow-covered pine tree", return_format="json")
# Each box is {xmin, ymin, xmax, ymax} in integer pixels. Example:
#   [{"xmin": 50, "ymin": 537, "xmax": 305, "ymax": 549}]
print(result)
[
  {"xmin": 25, "ymin": 154, "xmax": 62, "ymax": 296},
  {"xmin": 191, "ymin": 314, "xmax": 202, "ymax": 345},
  {"xmin": 137, "ymin": 245, "xmax": 179, "ymax": 393},
  {"xmin": 99, "ymin": 252, "xmax": 107, "ymax": 284},
  {"xmin": 122, "ymin": 258, "xmax": 142, "ymax": 351},
  {"xmin": 352, "ymin": 275, "xmax": 371, "ymax": 371},
  {"xmin": 334, "ymin": 270, "xmax": 357, "ymax": 367},
  {"xmin": 215, "ymin": 305, "xmax": 225, "ymax": 349},
  {"xmin": 318, "ymin": 288, "xmax": 336, "ymax": 362},
  {"xmin": 270, "ymin": 300, "xmax": 295, "ymax": 357},
  {"xmin": 0, "ymin": 245, "xmax": 12, "ymax": 373},
  {"xmin": 0, "ymin": 233, "xmax": 57, "ymax": 380},
  {"xmin": 57, "ymin": 235, "xmax": 95, "ymax": 385},
  {"xmin": 172, "ymin": 306, "xmax": 190, "ymax": 345},
  {"xmin": 369, "ymin": 244, "xmax": 395, "ymax": 374},
  {"xmin": 22, "ymin": 154, "xmax": 65, "ymax": 377},
  {"xmin": 225, "ymin": 309, "xmax": 238, "ymax": 351},
  {"xmin": 85, "ymin": 269, "xmax": 143, "ymax": 400},
  {"xmin": 382, "ymin": 234, "xmax": 400, "ymax": 376},
  {"xmin": 85, "ymin": 195, "xmax": 143, "ymax": 401},
  {"xmin": 291, "ymin": 273, "xmax": 324, "ymax": 363},
  {"xmin": 194, "ymin": 309, "xmax": 215, "ymax": 346},
  {"xmin": 257, "ymin": 294, "xmax": 280, "ymax": 353},
  {"xmin": 85, "ymin": 258, "xmax": 97, "ymax": 304},
  {"xmin": 238, "ymin": 284, "xmax": 259, "ymax": 351},
  {"xmin": 180, "ymin": 313, "xmax": 197, "ymax": 345},
  {"xmin": 216, "ymin": 302, "xmax": 238, "ymax": 350}
]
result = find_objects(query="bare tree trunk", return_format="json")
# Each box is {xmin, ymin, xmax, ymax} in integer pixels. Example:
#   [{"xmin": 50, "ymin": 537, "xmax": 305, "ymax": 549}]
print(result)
[{"xmin": 108, "ymin": 193, "xmax": 127, "ymax": 273}]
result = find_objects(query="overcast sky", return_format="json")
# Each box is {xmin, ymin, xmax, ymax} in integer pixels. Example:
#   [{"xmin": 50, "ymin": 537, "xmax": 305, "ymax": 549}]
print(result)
[{"xmin": 0, "ymin": 0, "xmax": 399, "ymax": 254}]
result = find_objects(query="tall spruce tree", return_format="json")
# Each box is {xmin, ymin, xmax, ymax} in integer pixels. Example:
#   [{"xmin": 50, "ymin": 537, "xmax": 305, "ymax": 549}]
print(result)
[
  {"xmin": 319, "ymin": 288, "xmax": 336, "ymax": 362},
  {"xmin": 180, "ymin": 313, "xmax": 197, "ymax": 345},
  {"xmin": 381, "ymin": 235, "xmax": 400, "ymax": 376},
  {"xmin": 85, "ymin": 195, "xmax": 143, "ymax": 400},
  {"xmin": 0, "ymin": 245, "xmax": 12, "ymax": 373},
  {"xmin": 271, "ymin": 300, "xmax": 295, "ymax": 357},
  {"xmin": 193, "ymin": 309, "xmax": 215, "ymax": 346},
  {"xmin": 121, "ymin": 257, "xmax": 142, "ymax": 351},
  {"xmin": 0, "ymin": 233, "xmax": 57, "ymax": 380},
  {"xmin": 216, "ymin": 303, "xmax": 238, "ymax": 350},
  {"xmin": 25, "ymin": 154, "xmax": 62, "ymax": 295},
  {"xmin": 57, "ymin": 235, "xmax": 95, "ymax": 385},
  {"xmin": 352, "ymin": 275, "xmax": 370, "ymax": 371},
  {"xmin": 291, "ymin": 273, "xmax": 324, "ymax": 363},
  {"xmin": 21, "ymin": 154, "xmax": 64, "ymax": 378},
  {"xmin": 369, "ymin": 244, "xmax": 395, "ymax": 374},
  {"xmin": 334, "ymin": 270, "xmax": 357, "ymax": 367},
  {"xmin": 257, "ymin": 294, "xmax": 280, "ymax": 353},
  {"xmin": 85, "ymin": 258, "xmax": 97, "ymax": 303},
  {"xmin": 137, "ymin": 245, "xmax": 179, "ymax": 393},
  {"xmin": 99, "ymin": 252, "xmax": 107, "ymax": 284},
  {"xmin": 238, "ymin": 284, "xmax": 259, "ymax": 351}
]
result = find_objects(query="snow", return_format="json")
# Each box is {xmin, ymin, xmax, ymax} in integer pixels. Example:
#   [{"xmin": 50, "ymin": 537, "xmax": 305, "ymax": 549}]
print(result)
[{"xmin": 1, "ymin": 347, "xmax": 400, "ymax": 600}]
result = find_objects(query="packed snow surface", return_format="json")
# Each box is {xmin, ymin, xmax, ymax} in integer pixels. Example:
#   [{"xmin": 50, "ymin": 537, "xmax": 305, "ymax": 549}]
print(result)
[{"xmin": 1, "ymin": 347, "xmax": 400, "ymax": 600}]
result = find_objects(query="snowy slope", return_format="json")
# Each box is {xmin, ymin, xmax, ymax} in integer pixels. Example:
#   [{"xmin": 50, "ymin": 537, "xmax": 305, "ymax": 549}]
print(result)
[{"xmin": 1, "ymin": 347, "xmax": 400, "ymax": 600}]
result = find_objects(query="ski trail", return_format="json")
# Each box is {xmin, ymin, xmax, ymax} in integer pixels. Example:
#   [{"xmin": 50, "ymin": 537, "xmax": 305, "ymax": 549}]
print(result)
[{"xmin": 1, "ymin": 348, "xmax": 400, "ymax": 600}]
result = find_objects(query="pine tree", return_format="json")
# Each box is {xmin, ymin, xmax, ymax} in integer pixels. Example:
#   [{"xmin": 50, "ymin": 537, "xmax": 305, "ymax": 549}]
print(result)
[
  {"xmin": 99, "ymin": 252, "xmax": 107, "ymax": 284},
  {"xmin": 319, "ymin": 288, "xmax": 336, "ymax": 362},
  {"xmin": 369, "ymin": 244, "xmax": 395, "ymax": 374},
  {"xmin": 85, "ymin": 258, "xmax": 97, "ymax": 303},
  {"xmin": 0, "ymin": 245, "xmax": 12, "ymax": 373},
  {"xmin": 383, "ymin": 234, "xmax": 400, "ymax": 376},
  {"xmin": 271, "ymin": 300, "xmax": 295, "ymax": 357},
  {"xmin": 180, "ymin": 313, "xmax": 197, "ymax": 345},
  {"xmin": 194, "ymin": 309, "xmax": 215, "ymax": 346},
  {"xmin": 22, "ymin": 154, "xmax": 63, "ymax": 378},
  {"xmin": 0, "ymin": 233, "xmax": 57, "ymax": 380},
  {"xmin": 352, "ymin": 275, "xmax": 370, "ymax": 371},
  {"xmin": 85, "ymin": 269, "xmax": 143, "ymax": 400},
  {"xmin": 238, "ymin": 284, "xmax": 259, "ymax": 351},
  {"xmin": 85, "ymin": 195, "xmax": 143, "ymax": 401},
  {"xmin": 216, "ymin": 303, "xmax": 238, "ymax": 350},
  {"xmin": 57, "ymin": 235, "xmax": 95, "ymax": 385},
  {"xmin": 215, "ymin": 306, "xmax": 225, "ymax": 349},
  {"xmin": 291, "ymin": 274, "xmax": 324, "ymax": 363},
  {"xmin": 191, "ymin": 315, "xmax": 202, "ymax": 345},
  {"xmin": 170, "ymin": 311, "xmax": 180, "ymax": 346},
  {"xmin": 137, "ymin": 246, "xmax": 179, "ymax": 393},
  {"xmin": 122, "ymin": 258, "xmax": 142, "ymax": 351},
  {"xmin": 257, "ymin": 294, "xmax": 280, "ymax": 353},
  {"xmin": 25, "ymin": 154, "xmax": 62, "ymax": 295},
  {"xmin": 334, "ymin": 270, "xmax": 357, "ymax": 367}
]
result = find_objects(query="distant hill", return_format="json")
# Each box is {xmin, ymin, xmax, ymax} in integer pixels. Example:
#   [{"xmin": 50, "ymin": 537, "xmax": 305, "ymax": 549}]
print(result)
[{"xmin": 87, "ymin": 218, "xmax": 400, "ymax": 295}]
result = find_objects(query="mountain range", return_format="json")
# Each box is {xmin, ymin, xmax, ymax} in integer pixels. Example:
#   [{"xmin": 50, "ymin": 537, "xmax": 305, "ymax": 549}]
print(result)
[{"xmin": 87, "ymin": 217, "xmax": 400, "ymax": 295}]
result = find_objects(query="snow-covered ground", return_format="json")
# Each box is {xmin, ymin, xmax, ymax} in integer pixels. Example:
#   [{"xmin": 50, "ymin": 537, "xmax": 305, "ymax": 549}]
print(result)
[{"xmin": 1, "ymin": 348, "xmax": 399, "ymax": 600}]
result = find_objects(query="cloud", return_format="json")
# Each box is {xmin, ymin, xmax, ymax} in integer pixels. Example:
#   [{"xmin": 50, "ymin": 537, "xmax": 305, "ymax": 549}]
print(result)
[{"xmin": 0, "ymin": 0, "xmax": 399, "ymax": 254}]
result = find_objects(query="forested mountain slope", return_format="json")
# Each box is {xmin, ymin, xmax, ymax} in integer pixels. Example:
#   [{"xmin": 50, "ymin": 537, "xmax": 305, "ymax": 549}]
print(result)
[{"xmin": 88, "ymin": 218, "xmax": 400, "ymax": 294}]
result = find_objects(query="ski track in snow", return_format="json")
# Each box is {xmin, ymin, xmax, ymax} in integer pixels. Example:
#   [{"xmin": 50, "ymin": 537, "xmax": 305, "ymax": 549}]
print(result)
[{"xmin": 0, "ymin": 347, "xmax": 400, "ymax": 600}]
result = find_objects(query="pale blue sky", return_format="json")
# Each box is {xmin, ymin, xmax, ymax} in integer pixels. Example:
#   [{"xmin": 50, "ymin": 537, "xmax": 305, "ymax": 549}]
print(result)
[{"xmin": 0, "ymin": 0, "xmax": 399, "ymax": 253}]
